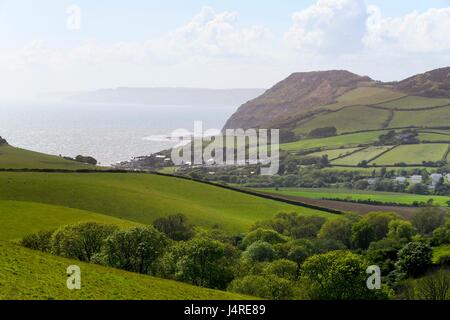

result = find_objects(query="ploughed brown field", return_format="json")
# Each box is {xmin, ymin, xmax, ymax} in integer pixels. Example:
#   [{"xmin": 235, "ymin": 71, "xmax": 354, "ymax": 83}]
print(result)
[{"xmin": 252, "ymin": 190, "xmax": 417, "ymax": 219}]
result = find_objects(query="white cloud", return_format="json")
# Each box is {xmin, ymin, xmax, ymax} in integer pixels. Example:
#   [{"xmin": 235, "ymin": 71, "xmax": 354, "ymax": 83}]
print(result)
[
  {"xmin": 364, "ymin": 6, "xmax": 450, "ymax": 53},
  {"xmin": 285, "ymin": 0, "xmax": 368, "ymax": 54}
]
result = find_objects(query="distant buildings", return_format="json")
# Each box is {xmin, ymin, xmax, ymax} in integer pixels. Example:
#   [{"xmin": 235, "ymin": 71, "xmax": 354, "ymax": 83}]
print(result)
[{"xmin": 410, "ymin": 175, "xmax": 423, "ymax": 184}]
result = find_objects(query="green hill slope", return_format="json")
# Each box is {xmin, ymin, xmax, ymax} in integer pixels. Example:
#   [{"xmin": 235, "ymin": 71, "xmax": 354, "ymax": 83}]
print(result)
[
  {"xmin": 0, "ymin": 241, "xmax": 251, "ymax": 300},
  {"xmin": 0, "ymin": 200, "xmax": 141, "ymax": 241},
  {"xmin": 0, "ymin": 144, "xmax": 97, "ymax": 170},
  {"xmin": 0, "ymin": 172, "xmax": 333, "ymax": 233}
]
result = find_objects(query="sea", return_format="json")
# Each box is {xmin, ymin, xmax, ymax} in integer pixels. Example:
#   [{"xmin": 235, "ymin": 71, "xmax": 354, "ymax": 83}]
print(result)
[{"xmin": 0, "ymin": 102, "xmax": 237, "ymax": 166}]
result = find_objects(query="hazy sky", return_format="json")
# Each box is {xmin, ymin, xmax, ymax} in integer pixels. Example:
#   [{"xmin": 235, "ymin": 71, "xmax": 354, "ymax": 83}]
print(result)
[{"xmin": 1, "ymin": 0, "xmax": 450, "ymax": 100}]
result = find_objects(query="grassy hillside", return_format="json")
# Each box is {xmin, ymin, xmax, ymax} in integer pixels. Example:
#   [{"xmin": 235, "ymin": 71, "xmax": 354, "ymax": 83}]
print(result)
[
  {"xmin": 0, "ymin": 200, "xmax": 141, "ymax": 241},
  {"xmin": 0, "ymin": 144, "xmax": 96, "ymax": 170},
  {"xmin": 389, "ymin": 107, "xmax": 450, "ymax": 128},
  {"xmin": 258, "ymin": 188, "xmax": 450, "ymax": 207},
  {"xmin": 0, "ymin": 172, "xmax": 333, "ymax": 233},
  {"xmin": 379, "ymin": 96, "xmax": 450, "ymax": 109},
  {"xmin": 0, "ymin": 241, "xmax": 251, "ymax": 300},
  {"xmin": 374, "ymin": 144, "xmax": 449, "ymax": 165},
  {"xmin": 307, "ymin": 147, "xmax": 362, "ymax": 160},
  {"xmin": 294, "ymin": 106, "xmax": 390, "ymax": 135}
]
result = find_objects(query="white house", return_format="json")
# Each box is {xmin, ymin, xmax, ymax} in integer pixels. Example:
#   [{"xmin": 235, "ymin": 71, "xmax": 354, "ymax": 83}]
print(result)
[
  {"xmin": 410, "ymin": 175, "xmax": 423, "ymax": 184},
  {"xmin": 394, "ymin": 177, "xmax": 407, "ymax": 184},
  {"xmin": 430, "ymin": 173, "xmax": 443, "ymax": 186}
]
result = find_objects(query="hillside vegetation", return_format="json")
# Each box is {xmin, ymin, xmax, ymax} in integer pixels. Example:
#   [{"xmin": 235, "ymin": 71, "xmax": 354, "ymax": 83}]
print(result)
[{"xmin": 0, "ymin": 241, "xmax": 251, "ymax": 300}]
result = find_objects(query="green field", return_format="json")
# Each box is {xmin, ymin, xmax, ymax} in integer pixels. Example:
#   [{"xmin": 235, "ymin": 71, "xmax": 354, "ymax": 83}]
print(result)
[
  {"xmin": 433, "ymin": 244, "xmax": 450, "ymax": 264},
  {"xmin": 332, "ymin": 146, "xmax": 393, "ymax": 166},
  {"xmin": 389, "ymin": 106, "xmax": 450, "ymax": 128},
  {"xmin": 257, "ymin": 188, "xmax": 450, "ymax": 207},
  {"xmin": 419, "ymin": 132, "xmax": 450, "ymax": 142},
  {"xmin": 379, "ymin": 96, "xmax": 450, "ymax": 109},
  {"xmin": 281, "ymin": 131, "xmax": 385, "ymax": 152},
  {"xmin": 307, "ymin": 147, "xmax": 362, "ymax": 160},
  {"xmin": 319, "ymin": 87, "xmax": 405, "ymax": 110},
  {"xmin": 374, "ymin": 144, "xmax": 449, "ymax": 165},
  {"xmin": 0, "ymin": 172, "xmax": 333, "ymax": 234},
  {"xmin": 0, "ymin": 145, "xmax": 96, "ymax": 170},
  {"xmin": 0, "ymin": 200, "xmax": 141, "ymax": 241},
  {"xmin": 294, "ymin": 106, "xmax": 390, "ymax": 135},
  {"xmin": 0, "ymin": 241, "xmax": 251, "ymax": 300}
]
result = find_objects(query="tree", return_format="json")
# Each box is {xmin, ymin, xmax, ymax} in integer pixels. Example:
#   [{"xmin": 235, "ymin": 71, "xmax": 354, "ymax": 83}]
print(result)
[
  {"xmin": 387, "ymin": 220, "xmax": 415, "ymax": 242},
  {"xmin": 101, "ymin": 226, "xmax": 168, "ymax": 274},
  {"xmin": 153, "ymin": 214, "xmax": 194, "ymax": 241},
  {"xmin": 241, "ymin": 228, "xmax": 286, "ymax": 249},
  {"xmin": 396, "ymin": 241, "xmax": 433, "ymax": 277},
  {"xmin": 408, "ymin": 183, "xmax": 429, "ymax": 195},
  {"xmin": 318, "ymin": 218, "xmax": 353, "ymax": 248},
  {"xmin": 75, "ymin": 155, "xmax": 98, "ymax": 165},
  {"xmin": 51, "ymin": 222, "xmax": 118, "ymax": 262},
  {"xmin": 228, "ymin": 275, "xmax": 294, "ymax": 300},
  {"xmin": 161, "ymin": 237, "xmax": 238, "ymax": 289},
  {"xmin": 243, "ymin": 241, "xmax": 276, "ymax": 263},
  {"xmin": 263, "ymin": 259, "xmax": 298, "ymax": 280},
  {"xmin": 431, "ymin": 220, "xmax": 450, "ymax": 246},
  {"xmin": 365, "ymin": 238, "xmax": 403, "ymax": 275},
  {"xmin": 412, "ymin": 207, "xmax": 447, "ymax": 236},
  {"xmin": 352, "ymin": 212, "xmax": 400, "ymax": 249},
  {"xmin": 416, "ymin": 269, "xmax": 450, "ymax": 300},
  {"xmin": 21, "ymin": 229, "xmax": 55, "ymax": 253},
  {"xmin": 300, "ymin": 251, "xmax": 388, "ymax": 300}
]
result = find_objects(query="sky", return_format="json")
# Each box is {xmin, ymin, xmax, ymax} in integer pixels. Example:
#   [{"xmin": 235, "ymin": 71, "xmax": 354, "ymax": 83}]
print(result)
[{"xmin": 1, "ymin": 0, "xmax": 450, "ymax": 100}]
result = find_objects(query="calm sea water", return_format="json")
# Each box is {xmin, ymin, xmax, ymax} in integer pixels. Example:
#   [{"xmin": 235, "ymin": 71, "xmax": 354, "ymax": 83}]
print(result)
[{"xmin": 0, "ymin": 102, "xmax": 237, "ymax": 165}]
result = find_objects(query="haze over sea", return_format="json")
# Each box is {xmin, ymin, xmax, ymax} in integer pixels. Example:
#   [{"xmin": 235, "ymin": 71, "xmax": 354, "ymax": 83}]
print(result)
[{"xmin": 0, "ymin": 102, "xmax": 237, "ymax": 166}]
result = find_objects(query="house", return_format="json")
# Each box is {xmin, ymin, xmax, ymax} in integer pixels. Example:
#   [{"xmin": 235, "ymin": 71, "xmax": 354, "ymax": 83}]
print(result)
[
  {"xmin": 394, "ymin": 177, "xmax": 407, "ymax": 184},
  {"xmin": 430, "ymin": 173, "xmax": 443, "ymax": 185},
  {"xmin": 410, "ymin": 175, "xmax": 423, "ymax": 184},
  {"xmin": 367, "ymin": 178, "xmax": 378, "ymax": 185}
]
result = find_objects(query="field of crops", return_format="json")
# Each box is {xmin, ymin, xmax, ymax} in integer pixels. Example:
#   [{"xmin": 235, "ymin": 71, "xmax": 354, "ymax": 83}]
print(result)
[
  {"xmin": 332, "ymin": 146, "xmax": 392, "ymax": 166},
  {"xmin": 374, "ymin": 144, "xmax": 449, "ymax": 165}
]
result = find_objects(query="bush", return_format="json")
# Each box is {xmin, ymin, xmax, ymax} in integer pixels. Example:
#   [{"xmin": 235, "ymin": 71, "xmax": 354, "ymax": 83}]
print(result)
[
  {"xmin": 243, "ymin": 241, "xmax": 276, "ymax": 263},
  {"xmin": 153, "ymin": 214, "xmax": 194, "ymax": 241},
  {"xmin": 228, "ymin": 275, "xmax": 295, "ymax": 300},
  {"xmin": 263, "ymin": 259, "xmax": 298, "ymax": 280},
  {"xmin": 318, "ymin": 218, "xmax": 353, "ymax": 248},
  {"xmin": 20, "ymin": 229, "xmax": 55, "ymax": 252},
  {"xmin": 431, "ymin": 220, "xmax": 450, "ymax": 246},
  {"xmin": 101, "ymin": 226, "xmax": 168, "ymax": 274},
  {"xmin": 352, "ymin": 212, "xmax": 400, "ymax": 249},
  {"xmin": 51, "ymin": 222, "xmax": 118, "ymax": 262},
  {"xmin": 241, "ymin": 228, "xmax": 286, "ymax": 249},
  {"xmin": 412, "ymin": 208, "xmax": 447, "ymax": 236},
  {"xmin": 416, "ymin": 269, "xmax": 450, "ymax": 300},
  {"xmin": 396, "ymin": 241, "xmax": 433, "ymax": 277}
]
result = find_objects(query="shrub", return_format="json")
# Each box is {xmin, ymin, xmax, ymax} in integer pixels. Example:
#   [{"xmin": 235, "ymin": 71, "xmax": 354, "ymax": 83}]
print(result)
[
  {"xmin": 243, "ymin": 241, "xmax": 276, "ymax": 263},
  {"xmin": 412, "ymin": 208, "xmax": 446, "ymax": 236},
  {"xmin": 241, "ymin": 228, "xmax": 286, "ymax": 249},
  {"xmin": 352, "ymin": 212, "xmax": 400, "ymax": 249},
  {"xmin": 153, "ymin": 213, "xmax": 194, "ymax": 241},
  {"xmin": 396, "ymin": 241, "xmax": 433, "ymax": 277},
  {"xmin": 20, "ymin": 229, "xmax": 55, "ymax": 252},
  {"xmin": 228, "ymin": 275, "xmax": 294, "ymax": 300},
  {"xmin": 51, "ymin": 222, "xmax": 118, "ymax": 262},
  {"xmin": 263, "ymin": 259, "xmax": 298, "ymax": 280},
  {"xmin": 318, "ymin": 218, "xmax": 353, "ymax": 248}
]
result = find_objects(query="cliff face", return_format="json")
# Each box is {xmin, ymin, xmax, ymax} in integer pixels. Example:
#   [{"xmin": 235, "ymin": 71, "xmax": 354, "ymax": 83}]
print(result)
[
  {"xmin": 393, "ymin": 67, "xmax": 450, "ymax": 98},
  {"xmin": 223, "ymin": 70, "xmax": 374, "ymax": 130},
  {"xmin": 0, "ymin": 136, "xmax": 7, "ymax": 145}
]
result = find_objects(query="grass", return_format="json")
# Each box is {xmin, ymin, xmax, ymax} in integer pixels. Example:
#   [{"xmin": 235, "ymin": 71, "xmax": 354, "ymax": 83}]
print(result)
[
  {"xmin": 0, "ymin": 145, "xmax": 97, "ymax": 170},
  {"xmin": 320, "ymin": 87, "xmax": 405, "ymax": 110},
  {"xmin": 281, "ymin": 131, "xmax": 385, "ymax": 152},
  {"xmin": 390, "ymin": 106, "xmax": 450, "ymax": 128},
  {"xmin": 294, "ymin": 106, "xmax": 390, "ymax": 135},
  {"xmin": 0, "ymin": 241, "xmax": 252, "ymax": 300},
  {"xmin": 433, "ymin": 244, "xmax": 450, "ymax": 264},
  {"xmin": 379, "ymin": 96, "xmax": 450, "ymax": 109},
  {"xmin": 332, "ymin": 146, "xmax": 393, "ymax": 166},
  {"xmin": 419, "ymin": 132, "xmax": 450, "ymax": 142},
  {"xmin": 374, "ymin": 144, "xmax": 449, "ymax": 165},
  {"xmin": 0, "ymin": 200, "xmax": 142, "ymax": 241},
  {"xmin": 306, "ymin": 148, "xmax": 362, "ymax": 160},
  {"xmin": 0, "ymin": 172, "xmax": 333, "ymax": 234},
  {"xmin": 257, "ymin": 187, "xmax": 450, "ymax": 207}
]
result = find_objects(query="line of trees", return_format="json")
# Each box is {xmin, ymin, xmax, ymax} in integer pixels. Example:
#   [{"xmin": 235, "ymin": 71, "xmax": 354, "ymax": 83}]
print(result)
[{"xmin": 21, "ymin": 209, "xmax": 450, "ymax": 300}]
